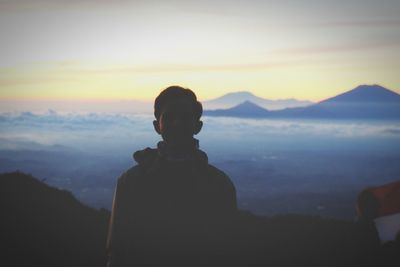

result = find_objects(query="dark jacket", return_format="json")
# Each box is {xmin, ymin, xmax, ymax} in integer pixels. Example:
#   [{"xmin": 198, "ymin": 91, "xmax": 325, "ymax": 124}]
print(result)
[{"xmin": 107, "ymin": 146, "xmax": 237, "ymax": 267}]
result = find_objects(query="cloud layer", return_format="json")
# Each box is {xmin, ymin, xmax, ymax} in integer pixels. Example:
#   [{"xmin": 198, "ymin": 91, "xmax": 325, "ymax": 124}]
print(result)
[{"xmin": 1, "ymin": 112, "xmax": 399, "ymax": 154}]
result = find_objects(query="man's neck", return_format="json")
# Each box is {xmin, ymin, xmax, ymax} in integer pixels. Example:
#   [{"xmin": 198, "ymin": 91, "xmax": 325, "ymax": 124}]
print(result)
[{"xmin": 157, "ymin": 138, "xmax": 199, "ymax": 161}]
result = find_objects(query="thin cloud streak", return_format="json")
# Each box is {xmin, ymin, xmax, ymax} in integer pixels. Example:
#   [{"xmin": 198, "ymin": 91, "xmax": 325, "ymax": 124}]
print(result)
[
  {"xmin": 0, "ymin": 59, "xmax": 307, "ymax": 87},
  {"xmin": 0, "ymin": 78, "xmax": 82, "ymax": 86},
  {"xmin": 275, "ymin": 40, "xmax": 400, "ymax": 56},
  {"xmin": 318, "ymin": 19, "xmax": 400, "ymax": 28},
  {"xmin": 63, "ymin": 60, "xmax": 314, "ymax": 74},
  {"xmin": 0, "ymin": 0, "xmax": 139, "ymax": 12}
]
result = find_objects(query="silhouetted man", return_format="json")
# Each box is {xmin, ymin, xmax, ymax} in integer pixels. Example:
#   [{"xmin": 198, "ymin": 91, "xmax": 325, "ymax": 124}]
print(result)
[{"xmin": 106, "ymin": 86, "xmax": 237, "ymax": 267}]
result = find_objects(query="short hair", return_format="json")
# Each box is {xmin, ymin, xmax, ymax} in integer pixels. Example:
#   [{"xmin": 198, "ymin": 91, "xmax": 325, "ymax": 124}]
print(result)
[{"xmin": 154, "ymin": 86, "xmax": 203, "ymax": 120}]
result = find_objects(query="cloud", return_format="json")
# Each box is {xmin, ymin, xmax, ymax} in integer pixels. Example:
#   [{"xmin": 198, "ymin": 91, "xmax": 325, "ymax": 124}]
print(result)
[
  {"xmin": 0, "ymin": 0, "xmax": 140, "ymax": 12},
  {"xmin": 275, "ymin": 40, "xmax": 400, "ymax": 56},
  {"xmin": 48, "ymin": 59, "xmax": 316, "ymax": 75},
  {"xmin": 1, "ymin": 112, "xmax": 400, "ymax": 155},
  {"xmin": 383, "ymin": 128, "xmax": 400, "ymax": 135},
  {"xmin": 0, "ymin": 110, "xmax": 146, "ymax": 129},
  {"xmin": 0, "ymin": 77, "xmax": 78, "ymax": 87},
  {"xmin": 0, "ymin": 111, "xmax": 154, "ymax": 146},
  {"xmin": 201, "ymin": 117, "xmax": 400, "ymax": 139},
  {"xmin": 318, "ymin": 19, "xmax": 400, "ymax": 28}
]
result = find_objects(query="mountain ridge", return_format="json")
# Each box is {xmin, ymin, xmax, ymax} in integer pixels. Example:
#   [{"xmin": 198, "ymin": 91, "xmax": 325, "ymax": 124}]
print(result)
[
  {"xmin": 203, "ymin": 91, "xmax": 313, "ymax": 110},
  {"xmin": 204, "ymin": 100, "xmax": 270, "ymax": 118},
  {"xmin": 204, "ymin": 85, "xmax": 400, "ymax": 119},
  {"xmin": 321, "ymin": 84, "xmax": 400, "ymax": 104}
]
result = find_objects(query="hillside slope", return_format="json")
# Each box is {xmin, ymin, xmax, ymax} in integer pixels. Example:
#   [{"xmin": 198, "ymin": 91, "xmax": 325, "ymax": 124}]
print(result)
[
  {"xmin": 1, "ymin": 171, "xmax": 398, "ymax": 267},
  {"xmin": 0, "ymin": 171, "xmax": 110, "ymax": 267}
]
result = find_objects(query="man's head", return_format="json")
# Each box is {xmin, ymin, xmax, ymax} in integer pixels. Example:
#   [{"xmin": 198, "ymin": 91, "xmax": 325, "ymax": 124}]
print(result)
[{"xmin": 153, "ymin": 86, "xmax": 203, "ymax": 147}]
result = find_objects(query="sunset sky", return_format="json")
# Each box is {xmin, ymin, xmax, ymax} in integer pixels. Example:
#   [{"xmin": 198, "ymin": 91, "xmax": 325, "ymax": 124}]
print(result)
[{"xmin": 1, "ymin": 0, "xmax": 400, "ymax": 106}]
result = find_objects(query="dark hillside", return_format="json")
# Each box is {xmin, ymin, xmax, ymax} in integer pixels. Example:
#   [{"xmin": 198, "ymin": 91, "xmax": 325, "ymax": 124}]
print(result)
[
  {"xmin": 0, "ymin": 171, "xmax": 398, "ymax": 267},
  {"xmin": 0, "ymin": 171, "xmax": 110, "ymax": 267}
]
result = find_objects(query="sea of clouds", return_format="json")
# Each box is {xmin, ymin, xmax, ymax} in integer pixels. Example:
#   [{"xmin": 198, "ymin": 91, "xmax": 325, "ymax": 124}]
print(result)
[
  {"xmin": 1, "ymin": 110, "xmax": 400, "ymax": 153},
  {"xmin": 1, "ymin": 111, "xmax": 400, "ymax": 218}
]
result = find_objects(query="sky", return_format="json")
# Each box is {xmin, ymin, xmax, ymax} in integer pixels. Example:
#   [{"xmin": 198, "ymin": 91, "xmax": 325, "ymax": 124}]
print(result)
[{"xmin": 0, "ymin": 0, "xmax": 400, "ymax": 109}]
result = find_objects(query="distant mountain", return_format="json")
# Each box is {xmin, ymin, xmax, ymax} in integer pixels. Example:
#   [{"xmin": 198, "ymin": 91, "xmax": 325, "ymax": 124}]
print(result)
[
  {"xmin": 322, "ymin": 84, "xmax": 400, "ymax": 104},
  {"xmin": 204, "ymin": 101, "xmax": 269, "ymax": 118},
  {"xmin": 203, "ymin": 91, "xmax": 313, "ymax": 110},
  {"xmin": 297, "ymin": 84, "xmax": 400, "ymax": 119},
  {"xmin": 204, "ymin": 85, "xmax": 400, "ymax": 119}
]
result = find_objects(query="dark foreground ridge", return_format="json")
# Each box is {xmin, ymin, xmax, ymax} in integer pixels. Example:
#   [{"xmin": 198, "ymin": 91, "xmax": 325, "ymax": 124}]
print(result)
[
  {"xmin": 0, "ymin": 171, "xmax": 110, "ymax": 267},
  {"xmin": 1, "ymin": 171, "xmax": 399, "ymax": 267}
]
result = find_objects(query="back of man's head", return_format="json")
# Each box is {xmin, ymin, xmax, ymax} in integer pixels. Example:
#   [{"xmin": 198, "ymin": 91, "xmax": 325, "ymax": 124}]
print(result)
[{"xmin": 154, "ymin": 86, "xmax": 203, "ymax": 121}]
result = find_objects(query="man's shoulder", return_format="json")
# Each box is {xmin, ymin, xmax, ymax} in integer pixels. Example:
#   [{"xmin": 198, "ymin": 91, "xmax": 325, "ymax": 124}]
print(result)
[
  {"xmin": 206, "ymin": 164, "xmax": 228, "ymax": 177},
  {"xmin": 117, "ymin": 147, "xmax": 158, "ymax": 184},
  {"xmin": 204, "ymin": 164, "xmax": 237, "ymax": 207},
  {"xmin": 117, "ymin": 165, "xmax": 144, "ymax": 186},
  {"xmin": 205, "ymin": 164, "xmax": 234, "ymax": 186}
]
